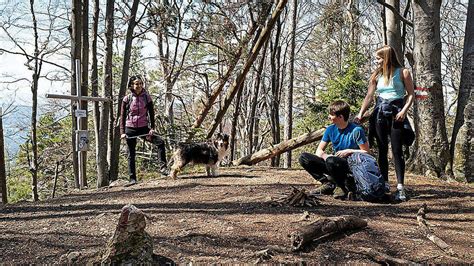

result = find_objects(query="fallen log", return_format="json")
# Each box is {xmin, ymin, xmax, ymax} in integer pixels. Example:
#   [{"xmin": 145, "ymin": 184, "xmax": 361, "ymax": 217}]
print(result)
[
  {"xmin": 289, "ymin": 215, "xmax": 367, "ymax": 251},
  {"xmin": 233, "ymin": 128, "xmax": 325, "ymax": 166},
  {"xmin": 352, "ymin": 247, "xmax": 419, "ymax": 265}
]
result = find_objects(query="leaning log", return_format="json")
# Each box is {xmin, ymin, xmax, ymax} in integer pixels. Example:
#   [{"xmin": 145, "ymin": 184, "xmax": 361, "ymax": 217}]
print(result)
[
  {"xmin": 289, "ymin": 215, "xmax": 367, "ymax": 251},
  {"xmin": 233, "ymin": 128, "xmax": 326, "ymax": 166}
]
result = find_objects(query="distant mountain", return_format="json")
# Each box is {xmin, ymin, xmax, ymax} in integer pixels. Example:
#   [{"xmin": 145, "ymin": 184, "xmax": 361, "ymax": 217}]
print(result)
[{"xmin": 2, "ymin": 105, "xmax": 32, "ymax": 159}]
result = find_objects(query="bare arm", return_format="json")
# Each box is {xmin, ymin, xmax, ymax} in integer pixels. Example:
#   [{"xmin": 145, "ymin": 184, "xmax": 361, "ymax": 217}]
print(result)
[
  {"xmin": 396, "ymin": 68, "xmax": 415, "ymax": 121},
  {"xmin": 356, "ymin": 80, "xmax": 377, "ymax": 120},
  {"xmin": 335, "ymin": 142, "xmax": 370, "ymax": 158},
  {"xmin": 315, "ymin": 140, "xmax": 329, "ymax": 160}
]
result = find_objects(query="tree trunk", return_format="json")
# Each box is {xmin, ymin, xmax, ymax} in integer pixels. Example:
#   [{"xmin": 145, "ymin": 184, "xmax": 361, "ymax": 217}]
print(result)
[
  {"xmin": 51, "ymin": 161, "xmax": 60, "ymax": 199},
  {"xmin": 108, "ymin": 0, "xmax": 139, "ymax": 182},
  {"xmin": 79, "ymin": 0, "xmax": 89, "ymax": 188},
  {"xmin": 71, "ymin": 0, "xmax": 81, "ymax": 188},
  {"xmin": 29, "ymin": 0, "xmax": 40, "ymax": 201},
  {"xmin": 206, "ymin": 0, "xmax": 289, "ymax": 139},
  {"xmin": 233, "ymin": 128, "xmax": 325, "ymax": 166},
  {"xmin": 229, "ymin": 84, "xmax": 244, "ymax": 162},
  {"xmin": 0, "ymin": 107, "xmax": 7, "ymax": 204},
  {"xmin": 385, "ymin": 0, "xmax": 403, "ymax": 63},
  {"xmin": 103, "ymin": 0, "xmax": 114, "ymax": 182},
  {"xmin": 94, "ymin": 0, "xmax": 112, "ymax": 187},
  {"xmin": 189, "ymin": 17, "xmax": 265, "ymax": 140},
  {"xmin": 453, "ymin": 99, "xmax": 473, "ymax": 182},
  {"xmin": 284, "ymin": 0, "xmax": 297, "ymax": 168},
  {"xmin": 248, "ymin": 40, "xmax": 269, "ymax": 155},
  {"xmin": 411, "ymin": 0, "xmax": 451, "ymax": 178},
  {"xmin": 451, "ymin": 0, "xmax": 473, "ymax": 181},
  {"xmin": 269, "ymin": 19, "xmax": 282, "ymax": 167}
]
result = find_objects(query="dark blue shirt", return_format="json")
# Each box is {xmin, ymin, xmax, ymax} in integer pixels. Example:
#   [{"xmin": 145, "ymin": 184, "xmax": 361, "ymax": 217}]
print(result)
[{"xmin": 322, "ymin": 122, "xmax": 367, "ymax": 153}]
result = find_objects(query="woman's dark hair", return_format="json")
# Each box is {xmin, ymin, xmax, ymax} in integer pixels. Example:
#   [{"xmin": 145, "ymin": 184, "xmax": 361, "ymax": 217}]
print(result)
[
  {"xmin": 127, "ymin": 75, "xmax": 143, "ymax": 88},
  {"xmin": 328, "ymin": 100, "xmax": 350, "ymax": 121}
]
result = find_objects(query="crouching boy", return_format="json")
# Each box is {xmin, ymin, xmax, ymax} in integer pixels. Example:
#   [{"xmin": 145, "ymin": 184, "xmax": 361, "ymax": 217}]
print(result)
[{"xmin": 299, "ymin": 100, "xmax": 370, "ymax": 200}]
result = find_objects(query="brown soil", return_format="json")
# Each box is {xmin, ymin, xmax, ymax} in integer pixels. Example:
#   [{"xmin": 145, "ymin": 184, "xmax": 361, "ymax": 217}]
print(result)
[{"xmin": 1, "ymin": 167, "xmax": 473, "ymax": 264}]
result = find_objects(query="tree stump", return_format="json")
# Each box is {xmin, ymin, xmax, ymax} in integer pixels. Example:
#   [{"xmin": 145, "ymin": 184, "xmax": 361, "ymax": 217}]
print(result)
[
  {"xmin": 101, "ymin": 204, "xmax": 153, "ymax": 264},
  {"xmin": 289, "ymin": 215, "xmax": 367, "ymax": 251}
]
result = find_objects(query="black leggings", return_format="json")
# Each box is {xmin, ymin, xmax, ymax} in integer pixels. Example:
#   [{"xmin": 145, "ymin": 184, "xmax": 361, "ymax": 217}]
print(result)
[
  {"xmin": 375, "ymin": 116, "xmax": 405, "ymax": 185},
  {"xmin": 125, "ymin": 126, "xmax": 167, "ymax": 180},
  {"xmin": 298, "ymin": 152, "xmax": 355, "ymax": 193}
]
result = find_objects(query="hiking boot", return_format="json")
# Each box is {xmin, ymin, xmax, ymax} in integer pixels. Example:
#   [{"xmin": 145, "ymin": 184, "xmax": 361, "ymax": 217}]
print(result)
[
  {"xmin": 125, "ymin": 179, "xmax": 137, "ymax": 187},
  {"xmin": 333, "ymin": 186, "xmax": 347, "ymax": 200},
  {"xmin": 310, "ymin": 182, "xmax": 336, "ymax": 195},
  {"xmin": 395, "ymin": 187, "xmax": 407, "ymax": 201}
]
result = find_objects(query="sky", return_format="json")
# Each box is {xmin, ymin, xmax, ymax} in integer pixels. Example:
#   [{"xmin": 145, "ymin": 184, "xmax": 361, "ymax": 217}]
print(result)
[{"xmin": 0, "ymin": 0, "xmax": 72, "ymax": 107}]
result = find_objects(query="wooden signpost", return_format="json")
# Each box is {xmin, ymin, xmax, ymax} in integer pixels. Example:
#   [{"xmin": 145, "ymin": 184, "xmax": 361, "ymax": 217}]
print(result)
[{"xmin": 46, "ymin": 59, "xmax": 110, "ymax": 189}]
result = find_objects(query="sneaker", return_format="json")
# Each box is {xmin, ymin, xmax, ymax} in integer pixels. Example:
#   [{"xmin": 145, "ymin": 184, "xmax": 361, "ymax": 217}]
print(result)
[
  {"xmin": 125, "ymin": 179, "xmax": 137, "ymax": 187},
  {"xmin": 333, "ymin": 186, "xmax": 347, "ymax": 200},
  {"xmin": 310, "ymin": 182, "xmax": 336, "ymax": 195},
  {"xmin": 395, "ymin": 188, "xmax": 407, "ymax": 201}
]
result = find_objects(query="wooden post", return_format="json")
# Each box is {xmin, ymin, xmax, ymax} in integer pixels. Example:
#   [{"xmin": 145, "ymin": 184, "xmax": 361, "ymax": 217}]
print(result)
[
  {"xmin": 46, "ymin": 59, "xmax": 110, "ymax": 190},
  {"xmin": 0, "ymin": 107, "xmax": 7, "ymax": 203}
]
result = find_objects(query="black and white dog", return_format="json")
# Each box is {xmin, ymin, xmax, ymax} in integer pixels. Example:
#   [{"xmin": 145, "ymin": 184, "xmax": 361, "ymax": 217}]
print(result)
[{"xmin": 169, "ymin": 133, "xmax": 230, "ymax": 179}]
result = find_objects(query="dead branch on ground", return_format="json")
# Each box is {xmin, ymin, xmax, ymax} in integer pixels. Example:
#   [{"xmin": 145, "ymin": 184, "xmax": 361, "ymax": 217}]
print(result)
[
  {"xmin": 351, "ymin": 247, "xmax": 418, "ymax": 265},
  {"xmin": 416, "ymin": 204, "xmax": 457, "ymax": 256},
  {"xmin": 272, "ymin": 187, "xmax": 320, "ymax": 207}
]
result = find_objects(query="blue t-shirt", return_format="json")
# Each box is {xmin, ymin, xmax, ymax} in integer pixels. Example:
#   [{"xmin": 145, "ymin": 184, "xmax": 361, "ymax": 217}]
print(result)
[{"xmin": 322, "ymin": 122, "xmax": 367, "ymax": 153}]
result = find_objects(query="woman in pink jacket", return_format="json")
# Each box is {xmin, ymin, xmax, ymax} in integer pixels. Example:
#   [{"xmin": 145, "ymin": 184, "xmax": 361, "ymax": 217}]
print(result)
[{"xmin": 120, "ymin": 75, "xmax": 168, "ymax": 186}]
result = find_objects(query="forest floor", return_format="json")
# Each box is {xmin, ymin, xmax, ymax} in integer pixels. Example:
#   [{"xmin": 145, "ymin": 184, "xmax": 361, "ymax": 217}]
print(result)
[{"xmin": 0, "ymin": 166, "xmax": 473, "ymax": 264}]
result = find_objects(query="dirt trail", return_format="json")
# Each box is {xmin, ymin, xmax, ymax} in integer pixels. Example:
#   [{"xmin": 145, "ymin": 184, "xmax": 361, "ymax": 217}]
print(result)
[{"xmin": 1, "ymin": 167, "xmax": 473, "ymax": 264}]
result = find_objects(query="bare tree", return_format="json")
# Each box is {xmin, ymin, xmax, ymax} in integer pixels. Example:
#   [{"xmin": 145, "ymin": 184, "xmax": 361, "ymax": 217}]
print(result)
[
  {"xmin": 206, "ymin": 0, "xmax": 289, "ymax": 139},
  {"xmin": 108, "ymin": 0, "xmax": 140, "ymax": 182},
  {"xmin": 0, "ymin": 107, "xmax": 7, "ymax": 204},
  {"xmin": 70, "ymin": 0, "xmax": 81, "ymax": 188},
  {"xmin": 283, "ymin": 0, "xmax": 297, "ymax": 168},
  {"xmin": 410, "ymin": 0, "xmax": 452, "ymax": 178},
  {"xmin": 93, "ymin": 0, "xmax": 113, "ymax": 187},
  {"xmin": 384, "ymin": 0, "xmax": 403, "ymax": 61},
  {"xmin": 451, "ymin": 0, "xmax": 473, "ymax": 181}
]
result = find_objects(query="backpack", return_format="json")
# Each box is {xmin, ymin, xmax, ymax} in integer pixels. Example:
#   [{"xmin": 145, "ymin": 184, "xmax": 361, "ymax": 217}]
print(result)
[{"xmin": 347, "ymin": 152, "xmax": 386, "ymax": 202}]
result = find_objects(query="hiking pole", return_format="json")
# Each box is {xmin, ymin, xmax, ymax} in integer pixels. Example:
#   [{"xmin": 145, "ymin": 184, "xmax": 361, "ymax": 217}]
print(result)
[{"xmin": 125, "ymin": 133, "xmax": 158, "ymax": 139}]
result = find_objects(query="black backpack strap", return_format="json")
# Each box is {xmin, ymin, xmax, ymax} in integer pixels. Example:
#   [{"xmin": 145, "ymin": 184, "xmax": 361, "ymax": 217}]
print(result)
[{"xmin": 124, "ymin": 94, "xmax": 132, "ymax": 118}]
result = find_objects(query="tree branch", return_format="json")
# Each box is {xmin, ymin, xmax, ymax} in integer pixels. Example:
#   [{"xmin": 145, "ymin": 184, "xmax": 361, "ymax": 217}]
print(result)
[
  {"xmin": 377, "ymin": 0, "xmax": 413, "ymax": 27},
  {"xmin": 0, "ymin": 48, "xmax": 70, "ymax": 72}
]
